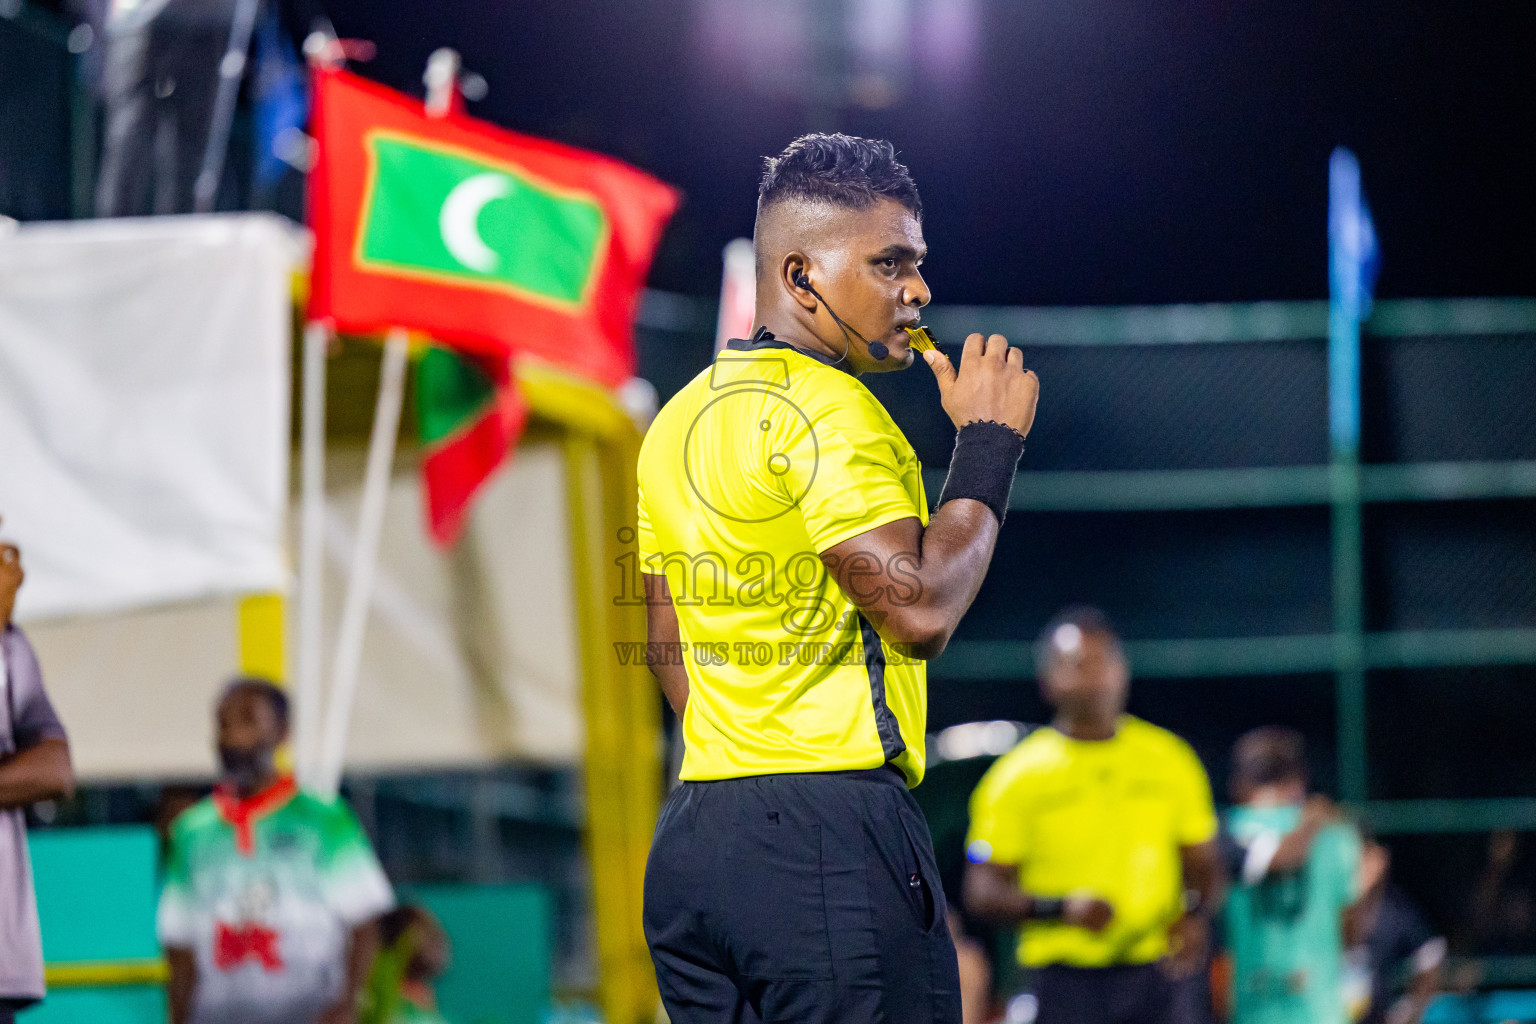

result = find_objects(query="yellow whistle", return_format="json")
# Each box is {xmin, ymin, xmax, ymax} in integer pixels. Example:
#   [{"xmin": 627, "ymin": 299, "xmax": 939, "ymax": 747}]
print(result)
[{"xmin": 903, "ymin": 325, "xmax": 937, "ymax": 353}]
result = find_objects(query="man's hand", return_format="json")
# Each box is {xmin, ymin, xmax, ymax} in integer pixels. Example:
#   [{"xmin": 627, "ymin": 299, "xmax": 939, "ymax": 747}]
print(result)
[
  {"xmin": 1301, "ymin": 794, "xmax": 1343, "ymax": 831},
  {"xmin": 1063, "ymin": 896, "xmax": 1114, "ymax": 933},
  {"xmin": 924, "ymin": 333, "xmax": 1040, "ymax": 438},
  {"xmin": 0, "ymin": 528, "xmax": 23, "ymax": 627},
  {"xmin": 1165, "ymin": 914, "xmax": 1211, "ymax": 979},
  {"xmin": 166, "ymin": 946, "xmax": 196, "ymax": 1024},
  {"xmin": 317, "ymin": 1002, "xmax": 358, "ymax": 1024}
]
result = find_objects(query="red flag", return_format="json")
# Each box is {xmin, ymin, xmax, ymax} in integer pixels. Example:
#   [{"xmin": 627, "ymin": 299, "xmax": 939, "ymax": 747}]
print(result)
[
  {"xmin": 307, "ymin": 66, "xmax": 678, "ymax": 389},
  {"xmin": 416, "ymin": 345, "xmax": 528, "ymax": 546}
]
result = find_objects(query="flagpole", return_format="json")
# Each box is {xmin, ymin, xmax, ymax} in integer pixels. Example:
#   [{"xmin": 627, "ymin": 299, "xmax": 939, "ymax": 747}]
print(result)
[
  {"xmin": 312, "ymin": 50, "xmax": 461, "ymax": 799},
  {"xmin": 1328, "ymin": 147, "xmax": 1372, "ymax": 806},
  {"xmin": 294, "ymin": 320, "xmax": 329, "ymax": 785},
  {"xmin": 193, "ymin": 0, "xmax": 262, "ymax": 213},
  {"xmin": 314, "ymin": 327, "xmax": 409, "ymax": 798}
]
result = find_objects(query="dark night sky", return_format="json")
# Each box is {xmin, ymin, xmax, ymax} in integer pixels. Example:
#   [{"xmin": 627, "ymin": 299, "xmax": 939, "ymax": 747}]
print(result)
[{"xmin": 323, "ymin": 0, "xmax": 1535, "ymax": 306}]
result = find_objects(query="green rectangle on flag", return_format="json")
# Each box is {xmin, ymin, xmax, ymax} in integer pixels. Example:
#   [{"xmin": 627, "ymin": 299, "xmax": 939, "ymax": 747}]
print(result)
[{"xmin": 357, "ymin": 133, "xmax": 607, "ymax": 307}]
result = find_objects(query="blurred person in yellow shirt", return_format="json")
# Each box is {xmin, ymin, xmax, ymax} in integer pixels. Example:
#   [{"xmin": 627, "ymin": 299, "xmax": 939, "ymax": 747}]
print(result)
[{"xmin": 963, "ymin": 606, "xmax": 1224, "ymax": 1024}]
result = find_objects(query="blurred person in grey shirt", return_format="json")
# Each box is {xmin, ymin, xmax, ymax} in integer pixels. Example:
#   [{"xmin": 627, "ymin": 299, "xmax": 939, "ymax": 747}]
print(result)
[{"xmin": 0, "ymin": 521, "xmax": 76, "ymax": 1024}]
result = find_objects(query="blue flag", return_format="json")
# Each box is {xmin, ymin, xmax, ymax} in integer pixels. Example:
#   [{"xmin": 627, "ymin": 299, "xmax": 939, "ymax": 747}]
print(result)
[
  {"xmin": 252, "ymin": 9, "xmax": 309, "ymax": 193},
  {"xmin": 1327, "ymin": 147, "xmax": 1380, "ymax": 454},
  {"xmin": 1329, "ymin": 147, "xmax": 1380, "ymax": 324}
]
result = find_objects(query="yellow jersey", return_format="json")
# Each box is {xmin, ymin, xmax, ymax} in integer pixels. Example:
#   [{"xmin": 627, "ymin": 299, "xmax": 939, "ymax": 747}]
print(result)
[
  {"xmin": 966, "ymin": 716, "xmax": 1218, "ymax": 967},
  {"xmin": 635, "ymin": 337, "xmax": 930, "ymax": 784}
]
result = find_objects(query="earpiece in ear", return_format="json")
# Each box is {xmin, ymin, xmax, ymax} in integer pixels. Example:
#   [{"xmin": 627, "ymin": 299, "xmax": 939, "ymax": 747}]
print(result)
[{"xmin": 795, "ymin": 272, "xmax": 812, "ymax": 290}]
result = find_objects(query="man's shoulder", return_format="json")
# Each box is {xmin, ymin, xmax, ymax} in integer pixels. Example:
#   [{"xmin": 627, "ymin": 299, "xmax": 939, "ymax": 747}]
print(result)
[
  {"xmin": 641, "ymin": 366, "xmax": 714, "ymax": 458},
  {"xmin": 984, "ymin": 728, "xmax": 1069, "ymax": 786},
  {"xmin": 284, "ymin": 788, "xmax": 361, "ymax": 828},
  {"xmin": 790, "ymin": 366, "xmax": 893, "ymax": 428},
  {"xmin": 1120, "ymin": 716, "xmax": 1202, "ymax": 763},
  {"xmin": 170, "ymin": 796, "xmax": 223, "ymax": 838}
]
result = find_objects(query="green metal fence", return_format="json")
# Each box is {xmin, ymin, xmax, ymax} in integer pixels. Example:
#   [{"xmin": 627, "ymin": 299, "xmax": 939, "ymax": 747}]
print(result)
[{"xmin": 914, "ymin": 296, "xmax": 1536, "ymax": 834}]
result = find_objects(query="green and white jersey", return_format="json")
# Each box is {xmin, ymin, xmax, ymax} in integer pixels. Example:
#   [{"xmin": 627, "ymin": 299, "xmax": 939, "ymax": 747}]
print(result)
[
  {"xmin": 157, "ymin": 777, "xmax": 395, "ymax": 1024},
  {"xmin": 1223, "ymin": 804, "xmax": 1361, "ymax": 1024}
]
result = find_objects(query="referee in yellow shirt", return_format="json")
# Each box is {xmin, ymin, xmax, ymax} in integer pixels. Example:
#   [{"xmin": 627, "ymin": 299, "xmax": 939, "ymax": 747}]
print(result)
[
  {"xmin": 638, "ymin": 134, "xmax": 1039, "ymax": 1023},
  {"xmin": 964, "ymin": 607, "xmax": 1225, "ymax": 1024}
]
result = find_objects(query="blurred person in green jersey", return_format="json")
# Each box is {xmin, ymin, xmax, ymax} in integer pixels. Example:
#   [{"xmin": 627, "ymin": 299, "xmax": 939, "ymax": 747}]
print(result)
[
  {"xmin": 1220, "ymin": 727, "xmax": 1375, "ymax": 1024},
  {"xmin": 159, "ymin": 678, "xmax": 395, "ymax": 1024},
  {"xmin": 963, "ymin": 606, "xmax": 1224, "ymax": 1024}
]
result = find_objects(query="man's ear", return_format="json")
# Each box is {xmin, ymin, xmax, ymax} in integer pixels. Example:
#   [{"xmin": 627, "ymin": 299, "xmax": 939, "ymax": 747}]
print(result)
[{"xmin": 782, "ymin": 253, "xmax": 817, "ymax": 312}]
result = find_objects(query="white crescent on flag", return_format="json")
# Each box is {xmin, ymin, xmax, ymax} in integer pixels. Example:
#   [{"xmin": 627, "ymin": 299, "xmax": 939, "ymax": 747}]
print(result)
[{"xmin": 439, "ymin": 172, "xmax": 512, "ymax": 273}]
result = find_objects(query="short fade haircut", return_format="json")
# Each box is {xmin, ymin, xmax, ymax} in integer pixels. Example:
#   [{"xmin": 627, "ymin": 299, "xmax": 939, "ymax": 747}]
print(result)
[
  {"xmin": 221, "ymin": 676, "xmax": 290, "ymax": 728},
  {"xmin": 757, "ymin": 134, "xmax": 922, "ymax": 218},
  {"xmin": 1033, "ymin": 605, "xmax": 1121, "ymax": 677},
  {"xmin": 1231, "ymin": 726, "xmax": 1308, "ymax": 788}
]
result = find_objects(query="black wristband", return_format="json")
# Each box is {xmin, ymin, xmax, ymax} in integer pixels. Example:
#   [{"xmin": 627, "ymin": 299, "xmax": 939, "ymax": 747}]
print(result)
[
  {"xmin": 937, "ymin": 420, "xmax": 1026, "ymax": 525},
  {"xmin": 1029, "ymin": 897, "xmax": 1066, "ymax": 921}
]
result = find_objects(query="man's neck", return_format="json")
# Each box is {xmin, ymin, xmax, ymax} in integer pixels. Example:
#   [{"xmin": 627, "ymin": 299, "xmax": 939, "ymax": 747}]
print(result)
[
  {"xmin": 228, "ymin": 770, "xmax": 282, "ymax": 801},
  {"xmin": 749, "ymin": 313, "xmax": 858, "ymax": 375},
  {"xmin": 1053, "ymin": 711, "xmax": 1119, "ymax": 742}
]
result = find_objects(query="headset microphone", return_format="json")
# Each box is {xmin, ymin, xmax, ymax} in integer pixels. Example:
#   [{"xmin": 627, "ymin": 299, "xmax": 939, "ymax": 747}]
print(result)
[{"xmin": 794, "ymin": 272, "xmax": 892, "ymax": 363}]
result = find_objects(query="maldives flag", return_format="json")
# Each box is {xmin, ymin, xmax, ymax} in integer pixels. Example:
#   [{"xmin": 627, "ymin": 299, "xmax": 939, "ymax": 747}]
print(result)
[{"xmin": 307, "ymin": 66, "xmax": 679, "ymax": 389}]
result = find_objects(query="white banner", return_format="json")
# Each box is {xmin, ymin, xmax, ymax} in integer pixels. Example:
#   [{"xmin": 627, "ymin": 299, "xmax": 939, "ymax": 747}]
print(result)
[{"xmin": 0, "ymin": 214, "xmax": 298, "ymax": 622}]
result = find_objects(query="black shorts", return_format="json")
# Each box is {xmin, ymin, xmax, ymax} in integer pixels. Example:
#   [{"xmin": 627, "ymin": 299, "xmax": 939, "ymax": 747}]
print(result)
[
  {"xmin": 1034, "ymin": 963, "xmax": 1176, "ymax": 1024},
  {"xmin": 643, "ymin": 767, "xmax": 961, "ymax": 1024}
]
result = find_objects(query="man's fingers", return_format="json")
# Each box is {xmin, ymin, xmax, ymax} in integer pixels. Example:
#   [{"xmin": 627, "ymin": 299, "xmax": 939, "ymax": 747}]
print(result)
[
  {"xmin": 923, "ymin": 348, "xmax": 957, "ymax": 390},
  {"xmin": 986, "ymin": 334, "xmax": 1009, "ymax": 360},
  {"xmin": 1006, "ymin": 345, "xmax": 1024, "ymax": 368},
  {"xmin": 960, "ymin": 332, "xmax": 984, "ymax": 369},
  {"xmin": 0, "ymin": 544, "xmax": 18, "ymax": 566}
]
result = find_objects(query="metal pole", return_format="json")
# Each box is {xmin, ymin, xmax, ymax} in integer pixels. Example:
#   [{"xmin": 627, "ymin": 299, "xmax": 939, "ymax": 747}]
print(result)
[
  {"xmin": 310, "ymin": 53, "xmax": 459, "ymax": 798},
  {"xmin": 192, "ymin": 0, "xmax": 262, "ymax": 212},
  {"xmin": 1329, "ymin": 148, "xmax": 1369, "ymax": 803},
  {"xmin": 312, "ymin": 327, "xmax": 408, "ymax": 798},
  {"xmin": 294, "ymin": 320, "xmax": 329, "ymax": 785}
]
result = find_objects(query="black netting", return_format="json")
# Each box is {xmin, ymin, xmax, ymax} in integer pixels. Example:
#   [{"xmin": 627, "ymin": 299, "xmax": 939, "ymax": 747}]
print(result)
[
  {"xmin": 1377, "ymin": 834, "xmax": 1505, "ymax": 944},
  {"xmin": 957, "ymin": 507, "xmax": 1333, "ymax": 642},
  {"xmin": 1363, "ymin": 333, "xmax": 1536, "ymax": 464},
  {"xmin": 1365, "ymin": 499, "xmax": 1536, "ymax": 632},
  {"xmin": 864, "ymin": 338, "xmax": 1330, "ymax": 471},
  {"xmin": 1368, "ymin": 666, "xmax": 1536, "ymax": 800}
]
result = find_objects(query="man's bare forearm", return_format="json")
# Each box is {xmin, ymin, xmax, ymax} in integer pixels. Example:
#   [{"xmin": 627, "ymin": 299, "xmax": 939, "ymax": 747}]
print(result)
[
  {"xmin": 1180, "ymin": 840, "xmax": 1226, "ymax": 912},
  {"xmin": 0, "ymin": 738, "xmax": 74, "ymax": 809},
  {"xmin": 821, "ymin": 501, "xmax": 1002, "ymax": 659},
  {"xmin": 906, "ymin": 496, "xmax": 1003, "ymax": 638},
  {"xmin": 643, "ymin": 573, "xmax": 691, "ymax": 715},
  {"xmin": 166, "ymin": 947, "xmax": 196, "ymax": 1024},
  {"xmin": 962, "ymin": 861, "xmax": 1034, "ymax": 927}
]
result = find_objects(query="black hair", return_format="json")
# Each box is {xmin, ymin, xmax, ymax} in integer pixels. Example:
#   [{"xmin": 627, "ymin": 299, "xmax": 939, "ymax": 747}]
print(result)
[
  {"xmin": 1231, "ymin": 726, "xmax": 1308, "ymax": 788},
  {"xmin": 1033, "ymin": 605, "xmax": 1121, "ymax": 677},
  {"xmin": 380, "ymin": 904, "xmax": 449, "ymax": 982},
  {"xmin": 221, "ymin": 676, "xmax": 290, "ymax": 729},
  {"xmin": 757, "ymin": 134, "xmax": 922, "ymax": 218}
]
